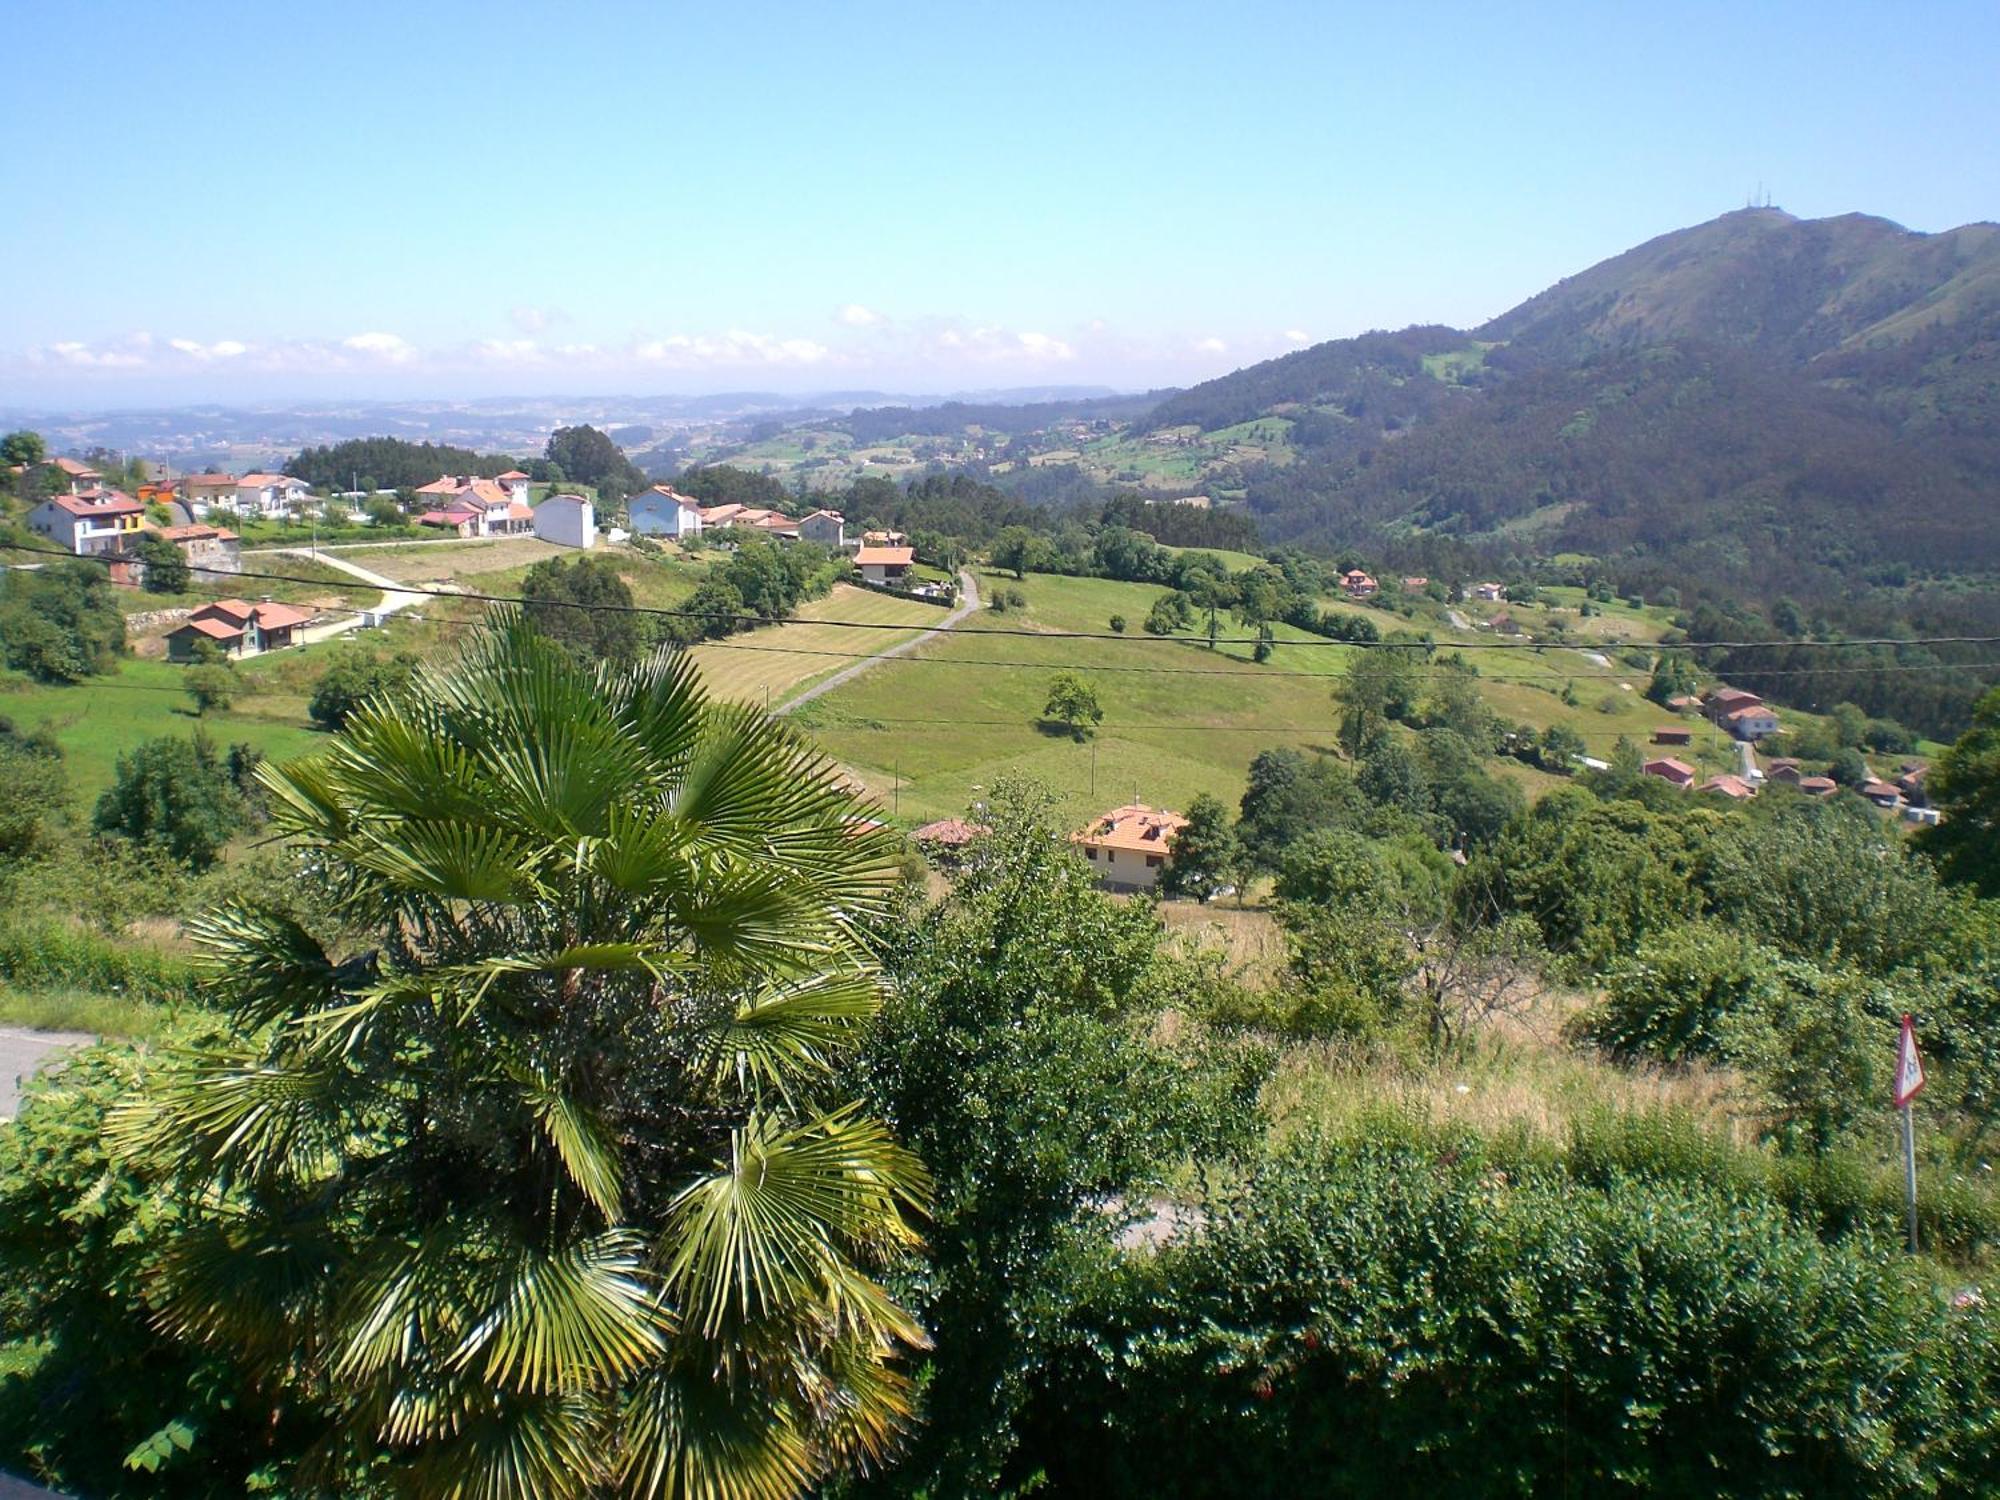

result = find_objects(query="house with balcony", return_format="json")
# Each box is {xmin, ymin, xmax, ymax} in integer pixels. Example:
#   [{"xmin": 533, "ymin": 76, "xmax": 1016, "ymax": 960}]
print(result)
[
  {"xmin": 233, "ymin": 473, "xmax": 313, "ymax": 516},
  {"xmin": 25, "ymin": 489, "xmax": 145, "ymax": 555}
]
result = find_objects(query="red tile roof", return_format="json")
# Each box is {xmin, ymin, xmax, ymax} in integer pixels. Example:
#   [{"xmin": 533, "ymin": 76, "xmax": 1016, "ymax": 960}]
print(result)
[
  {"xmin": 1072, "ymin": 804, "xmax": 1188, "ymax": 855},
  {"xmin": 50, "ymin": 493, "xmax": 142, "ymax": 517},
  {"xmin": 913, "ymin": 818, "xmax": 990, "ymax": 845},
  {"xmin": 251, "ymin": 602, "xmax": 311, "ymax": 630},
  {"xmin": 176, "ymin": 616, "xmax": 243, "ymax": 640}
]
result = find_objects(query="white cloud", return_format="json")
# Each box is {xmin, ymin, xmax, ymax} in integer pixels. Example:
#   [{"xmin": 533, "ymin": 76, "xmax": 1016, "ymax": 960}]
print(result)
[
  {"xmin": 40, "ymin": 339, "xmax": 148, "ymax": 368},
  {"xmin": 925, "ymin": 324, "xmax": 1075, "ymax": 364},
  {"xmin": 168, "ymin": 337, "xmax": 248, "ymax": 360},
  {"xmin": 836, "ymin": 303, "xmax": 887, "ymax": 328},
  {"xmin": 471, "ymin": 338, "xmax": 543, "ymax": 364},
  {"xmin": 1015, "ymin": 331, "xmax": 1075, "ymax": 360},
  {"xmin": 1283, "ymin": 328, "xmax": 1311, "ymax": 344},
  {"xmin": 631, "ymin": 330, "xmax": 833, "ymax": 368},
  {"xmin": 1193, "ymin": 336, "xmax": 1228, "ymax": 355},
  {"xmin": 342, "ymin": 331, "xmax": 416, "ymax": 363}
]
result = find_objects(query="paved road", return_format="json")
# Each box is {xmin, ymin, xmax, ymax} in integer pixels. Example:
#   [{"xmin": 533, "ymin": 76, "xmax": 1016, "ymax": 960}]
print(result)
[
  {"xmin": 1, "ymin": 1027, "xmax": 93, "ymax": 1119},
  {"xmin": 777, "ymin": 570, "xmax": 979, "ymax": 714},
  {"xmin": 270, "ymin": 547, "xmax": 428, "ymax": 644}
]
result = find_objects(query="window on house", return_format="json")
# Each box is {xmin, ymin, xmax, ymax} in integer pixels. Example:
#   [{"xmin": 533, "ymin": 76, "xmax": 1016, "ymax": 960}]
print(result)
[{"xmin": 1146, "ymin": 855, "xmax": 1162, "ymax": 868}]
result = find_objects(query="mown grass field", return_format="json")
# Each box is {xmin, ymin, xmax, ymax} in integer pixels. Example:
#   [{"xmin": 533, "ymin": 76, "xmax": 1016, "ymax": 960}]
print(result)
[
  {"xmin": 0, "ymin": 658, "xmax": 325, "ymax": 804},
  {"xmin": 791, "ymin": 569, "xmax": 1360, "ymax": 824},
  {"xmin": 789, "ymin": 567, "xmax": 1820, "ymax": 828},
  {"xmin": 693, "ymin": 586, "xmax": 944, "ymax": 706}
]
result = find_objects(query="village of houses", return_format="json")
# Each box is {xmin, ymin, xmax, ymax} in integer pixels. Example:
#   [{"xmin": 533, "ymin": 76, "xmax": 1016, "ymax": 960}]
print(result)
[
  {"xmin": 10, "ymin": 454, "xmax": 1943, "ymax": 887},
  {"xmin": 19, "ymin": 458, "xmax": 932, "ymax": 659}
]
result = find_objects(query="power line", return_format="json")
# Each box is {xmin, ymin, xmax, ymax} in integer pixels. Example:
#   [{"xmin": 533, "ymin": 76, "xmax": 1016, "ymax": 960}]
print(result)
[
  {"xmin": 20, "ymin": 550, "xmax": 2000, "ymax": 695},
  {"xmin": 13, "ymin": 538, "xmax": 2000, "ymax": 655}
]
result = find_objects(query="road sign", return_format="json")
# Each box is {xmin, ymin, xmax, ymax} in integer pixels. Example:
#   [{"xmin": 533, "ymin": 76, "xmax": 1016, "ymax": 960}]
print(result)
[{"xmin": 1894, "ymin": 1014, "xmax": 1926, "ymax": 1108}]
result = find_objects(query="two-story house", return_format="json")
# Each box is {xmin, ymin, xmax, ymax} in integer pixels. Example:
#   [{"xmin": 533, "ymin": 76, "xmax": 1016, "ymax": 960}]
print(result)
[
  {"xmin": 1071, "ymin": 804, "xmax": 1189, "ymax": 891},
  {"xmin": 26, "ymin": 489, "xmax": 145, "ymax": 555},
  {"xmin": 233, "ymin": 473, "xmax": 312, "ymax": 516},
  {"xmin": 630, "ymin": 485, "xmax": 705, "ymax": 539}
]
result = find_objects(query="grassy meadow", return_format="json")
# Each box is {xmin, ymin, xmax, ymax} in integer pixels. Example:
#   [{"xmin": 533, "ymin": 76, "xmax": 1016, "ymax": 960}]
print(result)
[
  {"xmin": 694, "ymin": 585, "xmax": 943, "ymax": 706},
  {"xmin": 785, "ymin": 565, "xmax": 1777, "ymax": 826}
]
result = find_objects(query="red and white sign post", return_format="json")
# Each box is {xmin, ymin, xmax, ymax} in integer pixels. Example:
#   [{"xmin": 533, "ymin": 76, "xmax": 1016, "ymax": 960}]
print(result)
[{"xmin": 1894, "ymin": 1014, "xmax": 1926, "ymax": 1253}]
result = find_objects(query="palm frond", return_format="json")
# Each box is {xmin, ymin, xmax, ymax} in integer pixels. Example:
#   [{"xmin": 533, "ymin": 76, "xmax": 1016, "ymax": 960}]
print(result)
[
  {"xmin": 449, "ymin": 1232, "xmax": 669, "ymax": 1395},
  {"xmin": 662, "ymin": 1109, "xmax": 930, "ymax": 1339},
  {"xmin": 398, "ymin": 1388, "xmax": 608, "ymax": 1500},
  {"xmin": 608, "ymin": 646, "xmax": 708, "ymax": 787},
  {"xmin": 342, "ymin": 819, "xmax": 547, "ymax": 903},
  {"xmin": 511, "ymin": 1066, "xmax": 626, "ymax": 1220},
  {"xmin": 614, "ymin": 1358, "xmax": 814, "ymax": 1500},
  {"xmin": 185, "ymin": 903, "xmax": 356, "ymax": 1029},
  {"xmin": 701, "ymin": 970, "xmax": 886, "ymax": 1092}
]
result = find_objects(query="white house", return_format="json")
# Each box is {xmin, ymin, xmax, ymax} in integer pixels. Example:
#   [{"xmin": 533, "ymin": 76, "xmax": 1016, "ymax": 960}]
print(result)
[
  {"xmin": 796, "ymin": 508, "xmax": 846, "ymax": 549},
  {"xmin": 533, "ymin": 493, "xmax": 596, "ymax": 549},
  {"xmin": 233, "ymin": 473, "xmax": 312, "ymax": 516},
  {"xmin": 26, "ymin": 490, "xmax": 146, "ymax": 554},
  {"xmin": 630, "ymin": 485, "xmax": 703, "ymax": 539},
  {"xmin": 1071, "ymin": 804, "xmax": 1189, "ymax": 892},
  {"xmin": 854, "ymin": 544, "xmax": 914, "ymax": 585}
]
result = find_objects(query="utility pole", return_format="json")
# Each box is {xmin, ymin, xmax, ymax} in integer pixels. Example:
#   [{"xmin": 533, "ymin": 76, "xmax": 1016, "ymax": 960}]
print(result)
[{"xmin": 1895, "ymin": 1014, "xmax": 1927, "ymax": 1254}]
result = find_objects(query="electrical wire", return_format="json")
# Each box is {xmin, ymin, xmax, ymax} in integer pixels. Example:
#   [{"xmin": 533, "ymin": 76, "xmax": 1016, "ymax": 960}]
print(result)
[{"xmin": 11, "ymin": 536, "xmax": 1999, "ymax": 655}]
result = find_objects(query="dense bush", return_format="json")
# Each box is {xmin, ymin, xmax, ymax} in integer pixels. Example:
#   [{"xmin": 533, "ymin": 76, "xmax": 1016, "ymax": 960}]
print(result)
[
  {"xmin": 0, "ymin": 918, "xmax": 199, "ymax": 1006},
  {"xmin": 1019, "ymin": 1129, "xmax": 2000, "ymax": 1497},
  {"xmin": 0, "ymin": 562, "xmax": 125, "ymax": 682}
]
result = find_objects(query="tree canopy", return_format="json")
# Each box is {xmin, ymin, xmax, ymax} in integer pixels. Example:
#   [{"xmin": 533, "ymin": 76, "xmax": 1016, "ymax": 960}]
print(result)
[{"xmin": 106, "ymin": 616, "xmax": 930, "ymax": 1497}]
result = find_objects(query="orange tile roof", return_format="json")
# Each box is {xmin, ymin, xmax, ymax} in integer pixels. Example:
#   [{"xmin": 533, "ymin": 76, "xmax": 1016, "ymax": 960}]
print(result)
[
  {"xmin": 251, "ymin": 602, "xmax": 311, "ymax": 630},
  {"xmin": 1072, "ymin": 803, "xmax": 1188, "ymax": 855},
  {"xmin": 854, "ymin": 545, "xmax": 914, "ymax": 566},
  {"xmin": 177, "ymin": 616, "xmax": 243, "ymax": 640},
  {"xmin": 494, "ymin": 469, "xmax": 530, "ymax": 481},
  {"xmin": 913, "ymin": 818, "xmax": 990, "ymax": 845},
  {"xmin": 1700, "ymin": 774, "xmax": 1756, "ymax": 798},
  {"xmin": 1644, "ymin": 757, "xmax": 1696, "ymax": 780},
  {"xmin": 236, "ymin": 472, "xmax": 296, "ymax": 487},
  {"xmin": 53, "ymin": 457, "xmax": 100, "ymax": 477},
  {"xmin": 50, "ymin": 493, "xmax": 142, "ymax": 516},
  {"xmin": 195, "ymin": 598, "xmax": 255, "ymax": 623}
]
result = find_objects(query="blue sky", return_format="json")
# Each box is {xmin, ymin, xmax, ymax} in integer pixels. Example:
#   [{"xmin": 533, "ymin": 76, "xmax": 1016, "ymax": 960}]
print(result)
[{"xmin": 5, "ymin": 0, "xmax": 1996, "ymax": 405}]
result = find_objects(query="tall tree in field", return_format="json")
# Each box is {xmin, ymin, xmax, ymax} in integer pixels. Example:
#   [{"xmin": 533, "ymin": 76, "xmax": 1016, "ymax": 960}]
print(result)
[
  {"xmin": 1331, "ymin": 646, "xmax": 1419, "ymax": 755},
  {"xmin": 520, "ymin": 553, "xmax": 646, "ymax": 665},
  {"xmin": 112, "ymin": 616, "xmax": 929, "ymax": 1499},
  {"xmin": 0, "ymin": 429, "xmax": 46, "ymax": 467},
  {"xmin": 545, "ymin": 424, "xmax": 645, "ymax": 501},
  {"xmin": 1160, "ymin": 792, "xmax": 1237, "ymax": 903},
  {"xmin": 1042, "ymin": 670, "xmax": 1104, "ymax": 741},
  {"xmin": 1918, "ymin": 686, "xmax": 2000, "ymax": 897}
]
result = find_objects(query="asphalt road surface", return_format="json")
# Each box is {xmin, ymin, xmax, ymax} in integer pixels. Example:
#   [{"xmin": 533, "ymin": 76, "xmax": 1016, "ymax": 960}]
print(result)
[{"xmin": 0, "ymin": 1027, "xmax": 93, "ymax": 1119}]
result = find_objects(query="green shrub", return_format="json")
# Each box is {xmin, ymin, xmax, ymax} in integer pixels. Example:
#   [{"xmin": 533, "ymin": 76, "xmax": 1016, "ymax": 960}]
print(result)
[
  {"xmin": 1021, "ymin": 1130, "xmax": 2000, "ymax": 1496},
  {"xmin": 0, "ymin": 919, "xmax": 198, "ymax": 1007}
]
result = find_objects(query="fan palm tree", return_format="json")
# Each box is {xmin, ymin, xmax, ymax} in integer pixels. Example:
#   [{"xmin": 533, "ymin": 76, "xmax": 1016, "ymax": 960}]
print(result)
[{"xmin": 113, "ymin": 613, "xmax": 929, "ymax": 1499}]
